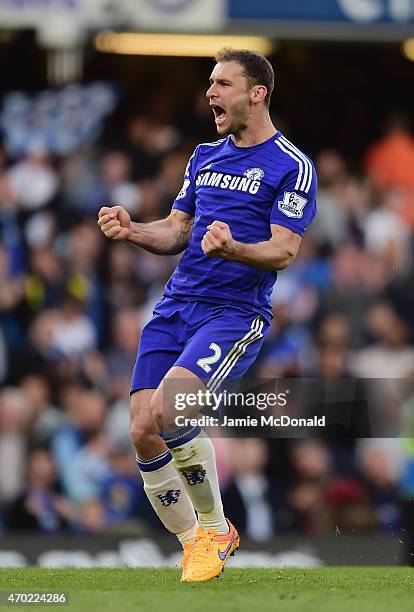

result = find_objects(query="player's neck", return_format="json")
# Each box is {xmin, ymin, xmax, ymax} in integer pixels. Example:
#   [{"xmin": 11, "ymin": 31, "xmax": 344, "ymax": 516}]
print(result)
[{"xmin": 231, "ymin": 115, "xmax": 277, "ymax": 148}]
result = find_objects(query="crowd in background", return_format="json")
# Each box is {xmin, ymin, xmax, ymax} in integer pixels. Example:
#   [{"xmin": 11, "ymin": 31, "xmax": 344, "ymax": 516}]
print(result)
[{"xmin": 1, "ymin": 83, "xmax": 414, "ymax": 556}]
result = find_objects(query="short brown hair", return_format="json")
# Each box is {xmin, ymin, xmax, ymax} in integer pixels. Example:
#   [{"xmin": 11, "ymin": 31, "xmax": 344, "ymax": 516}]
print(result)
[{"xmin": 215, "ymin": 48, "xmax": 274, "ymax": 106}]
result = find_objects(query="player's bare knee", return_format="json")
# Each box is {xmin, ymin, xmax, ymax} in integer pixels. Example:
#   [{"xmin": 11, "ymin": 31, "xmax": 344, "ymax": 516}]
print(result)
[
  {"xmin": 129, "ymin": 394, "xmax": 157, "ymax": 449},
  {"xmin": 129, "ymin": 415, "xmax": 144, "ymax": 448},
  {"xmin": 129, "ymin": 418, "xmax": 149, "ymax": 448},
  {"xmin": 129, "ymin": 418, "xmax": 163, "ymax": 459}
]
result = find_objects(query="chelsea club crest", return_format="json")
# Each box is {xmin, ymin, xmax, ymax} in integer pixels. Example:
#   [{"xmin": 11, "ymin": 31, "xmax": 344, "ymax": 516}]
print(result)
[{"xmin": 244, "ymin": 167, "xmax": 265, "ymax": 180}]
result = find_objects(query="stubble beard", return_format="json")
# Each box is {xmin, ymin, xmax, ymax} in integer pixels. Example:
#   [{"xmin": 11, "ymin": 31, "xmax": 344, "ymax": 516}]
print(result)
[{"xmin": 217, "ymin": 98, "xmax": 252, "ymax": 138}]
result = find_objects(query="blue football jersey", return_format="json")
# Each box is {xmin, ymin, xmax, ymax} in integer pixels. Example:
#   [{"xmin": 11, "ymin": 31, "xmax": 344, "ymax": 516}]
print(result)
[{"xmin": 164, "ymin": 131, "xmax": 317, "ymax": 322}]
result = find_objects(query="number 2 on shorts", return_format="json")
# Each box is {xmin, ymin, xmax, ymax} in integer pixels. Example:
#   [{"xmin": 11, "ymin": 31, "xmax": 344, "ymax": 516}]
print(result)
[{"xmin": 196, "ymin": 343, "xmax": 222, "ymax": 373}]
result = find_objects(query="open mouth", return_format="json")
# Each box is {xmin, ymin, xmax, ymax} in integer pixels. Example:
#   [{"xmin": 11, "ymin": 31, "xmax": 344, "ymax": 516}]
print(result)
[{"xmin": 211, "ymin": 104, "xmax": 227, "ymax": 125}]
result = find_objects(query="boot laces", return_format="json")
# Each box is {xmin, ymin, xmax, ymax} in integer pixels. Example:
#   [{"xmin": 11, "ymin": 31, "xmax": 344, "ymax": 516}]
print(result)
[{"xmin": 189, "ymin": 529, "xmax": 217, "ymax": 563}]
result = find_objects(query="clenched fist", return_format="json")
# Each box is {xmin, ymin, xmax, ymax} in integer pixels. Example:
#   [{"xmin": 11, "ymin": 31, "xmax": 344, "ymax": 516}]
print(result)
[
  {"xmin": 97, "ymin": 205, "xmax": 131, "ymax": 241},
  {"xmin": 201, "ymin": 220, "xmax": 236, "ymax": 259}
]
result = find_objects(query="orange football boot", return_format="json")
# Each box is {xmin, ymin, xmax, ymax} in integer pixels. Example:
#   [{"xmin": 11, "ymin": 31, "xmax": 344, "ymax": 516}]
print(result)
[{"xmin": 181, "ymin": 519, "xmax": 239, "ymax": 582}]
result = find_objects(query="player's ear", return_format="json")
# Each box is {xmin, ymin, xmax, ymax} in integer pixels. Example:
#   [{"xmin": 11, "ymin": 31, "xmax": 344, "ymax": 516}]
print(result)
[{"xmin": 251, "ymin": 85, "xmax": 267, "ymax": 105}]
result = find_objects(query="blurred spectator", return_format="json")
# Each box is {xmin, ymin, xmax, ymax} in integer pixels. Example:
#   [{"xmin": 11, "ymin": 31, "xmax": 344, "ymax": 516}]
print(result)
[
  {"xmin": 309, "ymin": 313, "xmax": 352, "ymax": 377},
  {"xmin": 350, "ymin": 302, "xmax": 414, "ymax": 378},
  {"xmin": 7, "ymin": 145, "xmax": 59, "ymax": 212},
  {"xmin": 318, "ymin": 312, "xmax": 350, "ymax": 350},
  {"xmin": 51, "ymin": 387, "xmax": 109, "ymax": 501},
  {"xmin": 316, "ymin": 148, "xmax": 348, "ymax": 187},
  {"xmin": 365, "ymin": 113, "xmax": 414, "ymax": 191},
  {"xmin": 153, "ymin": 149, "xmax": 192, "ymax": 218},
  {"xmin": 0, "ymin": 245, "xmax": 25, "ymax": 314},
  {"xmin": 288, "ymin": 439, "xmax": 333, "ymax": 534},
  {"xmin": 62, "ymin": 221, "xmax": 105, "ymax": 341},
  {"xmin": 124, "ymin": 115, "xmax": 179, "ymax": 181},
  {"xmin": 0, "ymin": 387, "xmax": 34, "ymax": 504},
  {"xmin": 363, "ymin": 190, "xmax": 412, "ymax": 273},
  {"xmin": 322, "ymin": 245, "xmax": 373, "ymax": 347},
  {"xmin": 4, "ymin": 448, "xmax": 69, "ymax": 533},
  {"xmin": 105, "ymin": 308, "xmax": 141, "ymax": 398},
  {"xmin": 20, "ymin": 374, "xmax": 62, "ymax": 445},
  {"xmin": 51, "ymin": 296, "xmax": 97, "ymax": 359},
  {"xmin": 25, "ymin": 247, "xmax": 66, "ymax": 312},
  {"xmin": 85, "ymin": 151, "xmax": 141, "ymax": 217},
  {"xmin": 355, "ymin": 439, "xmax": 403, "ymax": 533},
  {"xmin": 257, "ymin": 303, "xmax": 313, "ymax": 377},
  {"xmin": 105, "ymin": 243, "xmax": 149, "ymax": 310},
  {"xmin": 66, "ymin": 431, "xmax": 112, "ymax": 502},
  {"xmin": 288, "ymin": 440, "xmax": 377, "ymax": 535},
  {"xmin": 100, "ymin": 442, "xmax": 143, "ymax": 526},
  {"xmin": 10, "ymin": 309, "xmax": 63, "ymax": 380},
  {"xmin": 315, "ymin": 344, "xmax": 349, "ymax": 378},
  {"xmin": 0, "ymin": 244, "xmax": 25, "ymax": 350},
  {"xmin": 74, "ymin": 498, "xmax": 107, "ymax": 534},
  {"xmin": 58, "ymin": 147, "xmax": 99, "ymax": 222},
  {"xmin": 178, "ymin": 87, "xmax": 217, "ymax": 142},
  {"xmin": 310, "ymin": 149, "xmax": 349, "ymax": 247},
  {"xmin": 222, "ymin": 438, "xmax": 279, "ymax": 541}
]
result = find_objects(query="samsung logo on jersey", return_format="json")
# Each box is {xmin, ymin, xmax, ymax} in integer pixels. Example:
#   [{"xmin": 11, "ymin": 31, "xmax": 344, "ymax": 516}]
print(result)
[{"xmin": 196, "ymin": 171, "xmax": 261, "ymax": 194}]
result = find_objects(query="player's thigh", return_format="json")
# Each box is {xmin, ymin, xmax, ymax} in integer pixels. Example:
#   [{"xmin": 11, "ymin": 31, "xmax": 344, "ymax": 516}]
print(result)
[
  {"xmin": 176, "ymin": 310, "xmax": 268, "ymax": 393},
  {"xmin": 150, "ymin": 365, "xmax": 206, "ymax": 428},
  {"xmin": 130, "ymin": 311, "xmax": 183, "ymax": 394}
]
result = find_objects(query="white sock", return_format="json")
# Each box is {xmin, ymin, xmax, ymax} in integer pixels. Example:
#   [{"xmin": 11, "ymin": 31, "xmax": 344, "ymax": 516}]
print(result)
[
  {"xmin": 169, "ymin": 433, "xmax": 229, "ymax": 535},
  {"xmin": 137, "ymin": 451, "xmax": 198, "ymax": 545}
]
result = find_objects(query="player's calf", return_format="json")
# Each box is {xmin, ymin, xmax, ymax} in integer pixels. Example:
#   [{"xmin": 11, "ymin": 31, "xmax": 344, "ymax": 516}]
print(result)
[{"xmin": 129, "ymin": 389, "xmax": 199, "ymax": 556}]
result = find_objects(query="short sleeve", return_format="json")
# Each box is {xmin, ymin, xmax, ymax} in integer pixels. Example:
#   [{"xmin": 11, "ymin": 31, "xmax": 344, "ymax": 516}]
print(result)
[
  {"xmin": 270, "ymin": 160, "xmax": 318, "ymax": 237},
  {"xmin": 172, "ymin": 147, "xmax": 198, "ymax": 216}
]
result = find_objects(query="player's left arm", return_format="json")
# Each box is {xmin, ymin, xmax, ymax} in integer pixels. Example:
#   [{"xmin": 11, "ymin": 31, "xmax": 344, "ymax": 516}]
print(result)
[
  {"xmin": 202, "ymin": 161, "xmax": 318, "ymax": 272},
  {"xmin": 201, "ymin": 222, "xmax": 300, "ymax": 271}
]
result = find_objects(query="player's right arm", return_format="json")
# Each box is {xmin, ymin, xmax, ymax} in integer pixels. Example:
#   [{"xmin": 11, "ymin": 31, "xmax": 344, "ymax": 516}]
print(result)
[{"xmin": 97, "ymin": 206, "xmax": 194, "ymax": 255}]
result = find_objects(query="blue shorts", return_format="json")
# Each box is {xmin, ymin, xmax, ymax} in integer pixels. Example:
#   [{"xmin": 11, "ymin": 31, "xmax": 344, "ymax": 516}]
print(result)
[{"xmin": 131, "ymin": 297, "xmax": 269, "ymax": 393}]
